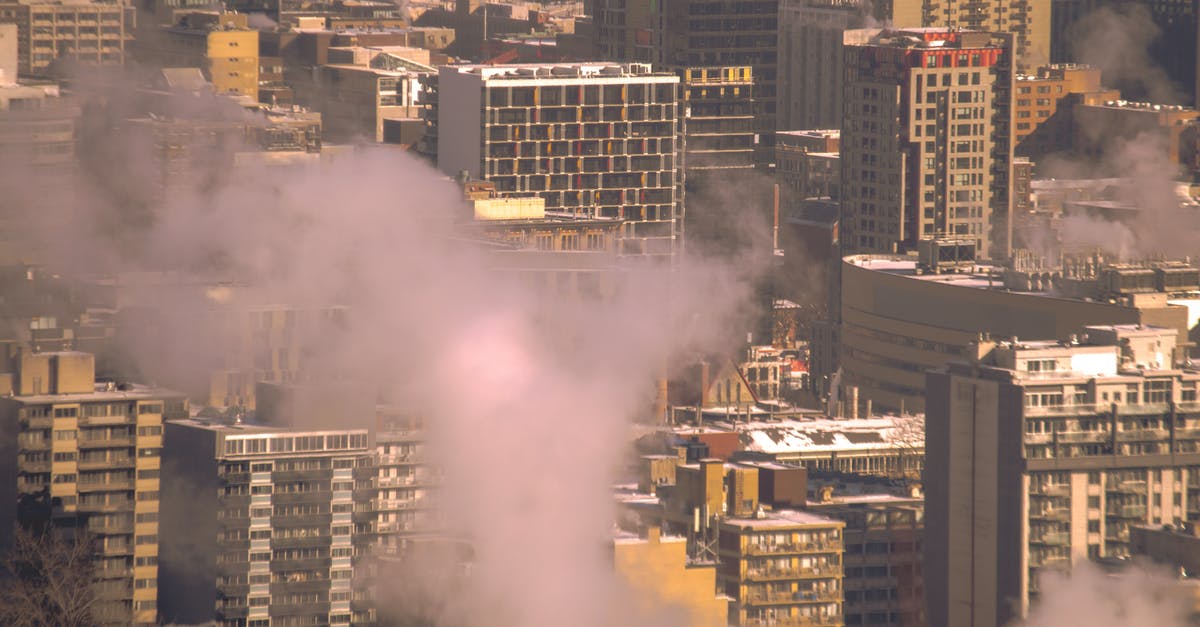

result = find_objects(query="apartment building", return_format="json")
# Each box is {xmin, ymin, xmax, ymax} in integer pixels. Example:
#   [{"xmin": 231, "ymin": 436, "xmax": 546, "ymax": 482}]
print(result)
[
  {"xmin": 0, "ymin": 351, "xmax": 188, "ymax": 626},
  {"xmin": 841, "ymin": 28, "xmax": 1014, "ymax": 259},
  {"xmin": 0, "ymin": 0, "xmax": 132, "ymax": 77},
  {"xmin": 374, "ymin": 407, "xmax": 441, "ymax": 555},
  {"xmin": 717, "ymin": 509, "xmax": 846, "ymax": 627},
  {"xmin": 925, "ymin": 324, "xmax": 1200, "ymax": 627},
  {"xmin": 160, "ymin": 418, "xmax": 377, "ymax": 626},
  {"xmin": 436, "ymin": 63, "xmax": 681, "ymax": 258}
]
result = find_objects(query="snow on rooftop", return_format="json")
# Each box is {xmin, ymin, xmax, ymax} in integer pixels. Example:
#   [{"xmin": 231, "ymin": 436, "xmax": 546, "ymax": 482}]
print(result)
[{"xmin": 697, "ymin": 416, "xmax": 925, "ymax": 455}]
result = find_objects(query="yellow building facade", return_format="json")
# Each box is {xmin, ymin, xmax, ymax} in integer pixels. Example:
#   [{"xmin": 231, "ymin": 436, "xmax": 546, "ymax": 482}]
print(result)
[{"xmin": 613, "ymin": 527, "xmax": 729, "ymax": 627}]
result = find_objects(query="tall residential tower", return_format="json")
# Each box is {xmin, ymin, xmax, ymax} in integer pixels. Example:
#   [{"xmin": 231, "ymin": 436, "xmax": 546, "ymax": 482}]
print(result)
[{"xmin": 840, "ymin": 28, "xmax": 1014, "ymax": 259}]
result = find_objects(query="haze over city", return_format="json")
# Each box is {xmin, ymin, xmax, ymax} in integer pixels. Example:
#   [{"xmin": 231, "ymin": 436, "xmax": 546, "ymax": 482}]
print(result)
[{"xmin": 2, "ymin": 0, "xmax": 1200, "ymax": 626}]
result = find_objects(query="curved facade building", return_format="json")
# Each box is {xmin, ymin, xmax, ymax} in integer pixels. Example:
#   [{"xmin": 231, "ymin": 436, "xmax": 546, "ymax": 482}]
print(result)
[{"xmin": 839, "ymin": 254, "xmax": 1194, "ymax": 413}]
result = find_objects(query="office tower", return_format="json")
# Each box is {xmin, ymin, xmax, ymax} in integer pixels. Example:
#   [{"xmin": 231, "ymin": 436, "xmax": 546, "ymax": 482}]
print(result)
[
  {"xmin": 0, "ymin": 0, "xmax": 133, "ymax": 77},
  {"xmin": 925, "ymin": 324, "xmax": 1200, "ymax": 627},
  {"xmin": 0, "ymin": 351, "xmax": 188, "ymax": 626},
  {"xmin": 435, "ymin": 62, "xmax": 681, "ymax": 258},
  {"xmin": 160, "ymin": 419, "xmax": 377, "ymax": 626},
  {"xmin": 840, "ymin": 28, "xmax": 1014, "ymax": 260},
  {"xmin": 592, "ymin": 0, "xmax": 778, "ymax": 166}
]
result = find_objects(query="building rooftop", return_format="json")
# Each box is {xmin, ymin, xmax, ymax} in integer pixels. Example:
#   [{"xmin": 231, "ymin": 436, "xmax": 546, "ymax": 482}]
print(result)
[
  {"xmin": 730, "ymin": 416, "xmax": 924, "ymax": 456},
  {"xmin": 777, "ymin": 129, "xmax": 839, "ymax": 139},
  {"xmin": 722, "ymin": 507, "xmax": 843, "ymax": 529},
  {"xmin": 443, "ymin": 62, "xmax": 676, "ymax": 81}
]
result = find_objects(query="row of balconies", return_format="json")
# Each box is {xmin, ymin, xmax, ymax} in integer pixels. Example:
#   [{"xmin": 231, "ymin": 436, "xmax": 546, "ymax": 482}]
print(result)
[
  {"xmin": 745, "ymin": 566, "xmax": 842, "ymax": 582},
  {"xmin": 744, "ymin": 542, "xmax": 840, "ymax": 556},
  {"xmin": 745, "ymin": 589, "xmax": 840, "ymax": 605},
  {"xmin": 742, "ymin": 615, "xmax": 843, "ymax": 627}
]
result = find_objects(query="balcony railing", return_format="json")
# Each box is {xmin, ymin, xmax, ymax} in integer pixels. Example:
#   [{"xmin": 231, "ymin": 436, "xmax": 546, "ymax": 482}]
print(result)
[
  {"xmin": 743, "ymin": 614, "xmax": 843, "ymax": 627},
  {"xmin": 745, "ymin": 542, "xmax": 839, "ymax": 556}
]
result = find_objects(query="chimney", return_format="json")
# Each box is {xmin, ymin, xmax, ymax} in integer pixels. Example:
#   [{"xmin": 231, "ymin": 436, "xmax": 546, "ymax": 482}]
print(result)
[
  {"xmin": 848, "ymin": 386, "xmax": 859, "ymax": 420},
  {"xmin": 699, "ymin": 361, "xmax": 711, "ymax": 408}
]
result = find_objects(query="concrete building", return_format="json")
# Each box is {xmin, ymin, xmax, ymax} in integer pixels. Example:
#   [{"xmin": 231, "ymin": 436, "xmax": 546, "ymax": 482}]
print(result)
[
  {"xmin": 373, "ymin": 406, "xmax": 441, "ymax": 554},
  {"xmin": 1074, "ymin": 98, "xmax": 1200, "ymax": 165},
  {"xmin": 0, "ymin": 351, "xmax": 188, "ymax": 626},
  {"xmin": 612, "ymin": 526, "xmax": 729, "ymax": 627},
  {"xmin": 925, "ymin": 324, "xmax": 1200, "ymax": 627},
  {"xmin": 805, "ymin": 477, "xmax": 925, "ymax": 627},
  {"xmin": 160, "ymin": 418, "xmax": 376, "ymax": 626},
  {"xmin": 776, "ymin": 0, "xmax": 882, "ymax": 132},
  {"xmin": 435, "ymin": 62, "xmax": 681, "ymax": 258},
  {"xmin": 832, "ymin": 252, "xmax": 1198, "ymax": 413},
  {"xmin": 145, "ymin": 11, "xmax": 259, "ymax": 101},
  {"xmin": 840, "ymin": 28, "xmax": 1015, "ymax": 260},
  {"xmin": 1013, "ymin": 63, "xmax": 1116, "ymax": 159},
  {"xmin": 293, "ymin": 46, "xmax": 433, "ymax": 142},
  {"xmin": 0, "ymin": 77, "xmax": 79, "ymax": 263},
  {"xmin": 0, "ymin": 0, "xmax": 132, "ymax": 77},
  {"xmin": 776, "ymin": 129, "xmax": 839, "ymax": 204}
]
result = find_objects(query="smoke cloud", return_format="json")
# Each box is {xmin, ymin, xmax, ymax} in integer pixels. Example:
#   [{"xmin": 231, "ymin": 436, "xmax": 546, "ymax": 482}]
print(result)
[
  {"xmin": 1069, "ymin": 4, "xmax": 1183, "ymax": 104},
  {"xmin": 1, "ymin": 69, "xmax": 764, "ymax": 626},
  {"xmin": 1017, "ymin": 561, "xmax": 1191, "ymax": 627}
]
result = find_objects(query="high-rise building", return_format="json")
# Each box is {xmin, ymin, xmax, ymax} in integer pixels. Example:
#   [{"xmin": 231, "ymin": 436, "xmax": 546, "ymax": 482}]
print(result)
[
  {"xmin": 0, "ymin": 351, "xmax": 188, "ymax": 626},
  {"xmin": 840, "ymin": 28, "xmax": 1015, "ymax": 260},
  {"xmin": 160, "ymin": 418, "xmax": 377, "ymax": 626},
  {"xmin": 777, "ymin": 0, "xmax": 1046, "ymax": 136},
  {"xmin": 776, "ymin": 0, "xmax": 881, "ymax": 132},
  {"xmin": 925, "ymin": 324, "xmax": 1200, "ymax": 627},
  {"xmin": 592, "ymin": 0, "xmax": 779, "ymax": 166},
  {"xmin": 0, "ymin": 0, "xmax": 133, "ymax": 77},
  {"xmin": 373, "ymin": 407, "xmax": 441, "ymax": 555},
  {"xmin": 435, "ymin": 62, "xmax": 681, "ymax": 258},
  {"xmin": 680, "ymin": 66, "xmax": 757, "ymax": 174}
]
